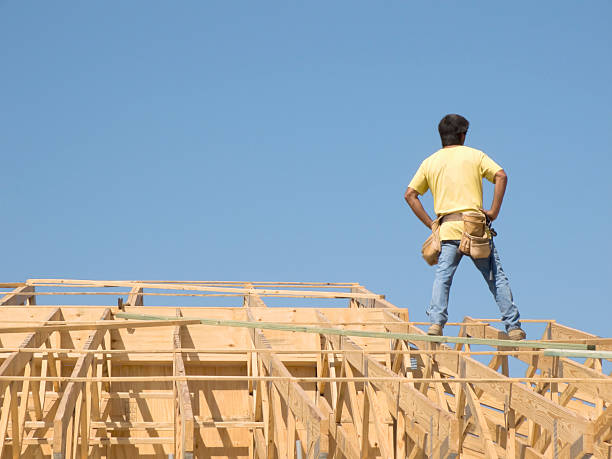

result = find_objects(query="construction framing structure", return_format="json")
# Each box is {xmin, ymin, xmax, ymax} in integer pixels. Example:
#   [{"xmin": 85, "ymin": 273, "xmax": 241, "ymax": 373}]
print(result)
[{"xmin": 0, "ymin": 279, "xmax": 610, "ymax": 458}]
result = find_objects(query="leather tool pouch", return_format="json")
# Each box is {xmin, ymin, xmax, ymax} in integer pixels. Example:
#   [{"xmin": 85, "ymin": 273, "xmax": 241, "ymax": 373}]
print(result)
[
  {"xmin": 460, "ymin": 211, "xmax": 491, "ymax": 259},
  {"xmin": 421, "ymin": 219, "xmax": 441, "ymax": 265}
]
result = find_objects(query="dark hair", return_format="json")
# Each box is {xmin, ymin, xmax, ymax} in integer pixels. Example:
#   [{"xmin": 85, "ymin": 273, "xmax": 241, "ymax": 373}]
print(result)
[{"xmin": 438, "ymin": 114, "xmax": 469, "ymax": 147}]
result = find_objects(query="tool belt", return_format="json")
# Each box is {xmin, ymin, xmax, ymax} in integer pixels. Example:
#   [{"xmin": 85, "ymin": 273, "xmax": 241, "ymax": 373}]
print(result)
[
  {"xmin": 421, "ymin": 211, "xmax": 494, "ymax": 263},
  {"xmin": 438, "ymin": 213, "xmax": 463, "ymax": 224},
  {"xmin": 422, "ymin": 211, "xmax": 496, "ymax": 265},
  {"xmin": 457, "ymin": 211, "xmax": 491, "ymax": 259}
]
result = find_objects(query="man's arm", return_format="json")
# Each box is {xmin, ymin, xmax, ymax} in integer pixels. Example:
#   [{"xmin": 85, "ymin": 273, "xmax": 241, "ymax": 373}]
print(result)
[
  {"xmin": 482, "ymin": 169, "xmax": 507, "ymax": 221},
  {"xmin": 404, "ymin": 187, "xmax": 434, "ymax": 229}
]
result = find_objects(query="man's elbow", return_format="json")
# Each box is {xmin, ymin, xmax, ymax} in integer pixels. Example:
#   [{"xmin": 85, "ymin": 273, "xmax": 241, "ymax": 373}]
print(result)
[
  {"xmin": 495, "ymin": 169, "xmax": 508, "ymax": 183},
  {"xmin": 404, "ymin": 187, "xmax": 419, "ymax": 203}
]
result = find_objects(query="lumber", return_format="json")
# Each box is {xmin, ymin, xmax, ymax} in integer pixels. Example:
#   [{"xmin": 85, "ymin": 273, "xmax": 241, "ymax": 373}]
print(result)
[
  {"xmin": 0, "ymin": 285, "xmax": 36, "ymax": 306},
  {"xmin": 0, "ymin": 279, "xmax": 608, "ymax": 458},
  {"xmin": 316, "ymin": 310, "xmax": 459, "ymax": 456},
  {"xmin": 543, "ymin": 349, "xmax": 612, "ymax": 359},
  {"xmin": 114, "ymin": 312, "xmax": 594, "ymax": 350},
  {"xmin": 28, "ymin": 278, "xmax": 383, "ymax": 300},
  {"xmin": 384, "ymin": 311, "xmax": 595, "ymax": 455},
  {"xmin": 245, "ymin": 308, "xmax": 328, "ymax": 457},
  {"xmin": 461, "ymin": 317, "xmax": 612, "ymax": 403},
  {"xmin": 125, "ymin": 287, "xmax": 144, "ymax": 306},
  {"xmin": 53, "ymin": 309, "xmax": 111, "ymax": 457},
  {"xmin": 0, "ymin": 308, "xmax": 62, "ymax": 397},
  {"xmin": 173, "ymin": 308, "xmax": 194, "ymax": 458}
]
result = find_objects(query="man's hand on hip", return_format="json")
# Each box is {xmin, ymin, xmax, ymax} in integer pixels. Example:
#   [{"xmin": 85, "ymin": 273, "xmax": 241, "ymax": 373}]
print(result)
[{"xmin": 481, "ymin": 208, "xmax": 498, "ymax": 221}]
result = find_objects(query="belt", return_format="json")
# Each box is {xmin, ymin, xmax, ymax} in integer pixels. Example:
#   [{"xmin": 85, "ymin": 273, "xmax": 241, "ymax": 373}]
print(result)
[{"xmin": 438, "ymin": 213, "xmax": 463, "ymax": 224}]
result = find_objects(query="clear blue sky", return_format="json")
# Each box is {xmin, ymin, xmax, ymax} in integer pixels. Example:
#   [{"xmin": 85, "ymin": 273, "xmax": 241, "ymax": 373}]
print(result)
[{"xmin": 1, "ymin": 2, "xmax": 610, "ymax": 337}]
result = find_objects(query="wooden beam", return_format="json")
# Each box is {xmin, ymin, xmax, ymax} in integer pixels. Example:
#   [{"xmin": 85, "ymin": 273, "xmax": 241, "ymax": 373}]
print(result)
[
  {"xmin": 544, "ymin": 349, "xmax": 612, "ymax": 359},
  {"xmin": 0, "ymin": 308, "xmax": 62, "ymax": 400},
  {"xmin": 461, "ymin": 373, "xmax": 498, "ymax": 458},
  {"xmin": 52, "ymin": 309, "xmax": 111, "ymax": 458},
  {"xmin": 29, "ymin": 278, "xmax": 384, "ymax": 300},
  {"xmin": 125, "ymin": 287, "xmax": 143, "ymax": 306},
  {"xmin": 383, "ymin": 311, "xmax": 594, "ymax": 455},
  {"xmin": 0, "ymin": 318, "xmax": 203, "ymax": 335},
  {"xmin": 462, "ymin": 317, "xmax": 612, "ymax": 403},
  {"xmin": 335, "ymin": 350, "xmax": 363, "ymax": 443},
  {"xmin": 114, "ymin": 312, "xmax": 594, "ymax": 350},
  {"xmin": 318, "ymin": 397, "xmax": 361, "ymax": 459},
  {"xmin": 0, "ymin": 285, "xmax": 36, "ymax": 306},
  {"xmin": 350, "ymin": 285, "xmax": 401, "ymax": 311},
  {"xmin": 245, "ymin": 309, "xmax": 328, "ymax": 458},
  {"xmin": 593, "ymin": 405, "xmax": 612, "ymax": 445},
  {"xmin": 174, "ymin": 308, "xmax": 195, "ymax": 459},
  {"xmin": 364, "ymin": 382, "xmax": 392, "ymax": 459},
  {"xmin": 243, "ymin": 283, "xmax": 267, "ymax": 308},
  {"xmin": 548, "ymin": 322, "xmax": 612, "ymax": 352},
  {"xmin": 316, "ymin": 310, "xmax": 458, "ymax": 457}
]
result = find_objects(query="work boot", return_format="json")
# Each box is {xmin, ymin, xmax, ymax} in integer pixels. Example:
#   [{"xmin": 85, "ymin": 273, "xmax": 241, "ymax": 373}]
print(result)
[
  {"xmin": 508, "ymin": 328, "xmax": 526, "ymax": 341},
  {"xmin": 427, "ymin": 324, "xmax": 443, "ymax": 336}
]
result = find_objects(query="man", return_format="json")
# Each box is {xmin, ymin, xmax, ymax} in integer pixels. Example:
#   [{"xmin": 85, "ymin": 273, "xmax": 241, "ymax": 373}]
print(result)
[{"xmin": 404, "ymin": 114, "xmax": 525, "ymax": 340}]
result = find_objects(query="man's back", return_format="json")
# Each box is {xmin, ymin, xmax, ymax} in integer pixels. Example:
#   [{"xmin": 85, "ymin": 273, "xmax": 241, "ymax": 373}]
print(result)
[{"xmin": 409, "ymin": 146, "xmax": 501, "ymax": 240}]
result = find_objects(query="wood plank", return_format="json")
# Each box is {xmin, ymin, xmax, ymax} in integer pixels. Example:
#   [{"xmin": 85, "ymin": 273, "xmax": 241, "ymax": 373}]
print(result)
[
  {"xmin": 0, "ymin": 308, "xmax": 62, "ymax": 403},
  {"xmin": 544, "ymin": 349, "xmax": 612, "ymax": 360},
  {"xmin": 243, "ymin": 283, "xmax": 267, "ymax": 308},
  {"xmin": 594, "ymin": 405, "xmax": 612, "ymax": 443},
  {"xmin": 9, "ymin": 382, "xmax": 19, "ymax": 458},
  {"xmin": 174, "ymin": 309, "xmax": 194, "ymax": 459},
  {"xmin": 462, "ymin": 317, "xmax": 612, "ymax": 403},
  {"xmin": 254, "ymin": 428, "xmax": 266, "ymax": 459},
  {"xmin": 0, "ymin": 384, "xmax": 11, "ymax": 455},
  {"xmin": 14, "ymin": 362, "xmax": 32, "ymax": 458},
  {"xmin": 245, "ymin": 309, "xmax": 328, "ymax": 457},
  {"xmin": 384, "ymin": 312, "xmax": 594, "ymax": 454},
  {"xmin": 0, "ymin": 318, "xmax": 203, "ymax": 335},
  {"xmin": 125, "ymin": 287, "xmax": 143, "ymax": 307},
  {"xmin": 360, "ymin": 381, "xmax": 371, "ymax": 459},
  {"xmin": 52, "ymin": 309, "xmax": 111, "ymax": 458},
  {"xmin": 316, "ymin": 310, "xmax": 458, "ymax": 457},
  {"xmin": 364, "ymin": 383, "xmax": 392, "ymax": 459},
  {"xmin": 114, "ymin": 312, "xmax": 594, "ymax": 350},
  {"xmin": 0, "ymin": 285, "xmax": 36, "ymax": 306},
  {"xmin": 548, "ymin": 322, "xmax": 612, "ymax": 351},
  {"xmin": 29, "ymin": 278, "xmax": 383, "ymax": 300},
  {"xmin": 462, "ymin": 380, "xmax": 498, "ymax": 458},
  {"xmin": 350, "ymin": 285, "xmax": 400, "ymax": 310}
]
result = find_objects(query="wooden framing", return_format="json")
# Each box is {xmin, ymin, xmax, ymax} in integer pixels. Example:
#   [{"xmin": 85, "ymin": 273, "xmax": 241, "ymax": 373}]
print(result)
[
  {"xmin": 0, "ymin": 285, "xmax": 36, "ymax": 306},
  {"xmin": 0, "ymin": 279, "xmax": 609, "ymax": 458},
  {"xmin": 174, "ymin": 308, "xmax": 194, "ymax": 459}
]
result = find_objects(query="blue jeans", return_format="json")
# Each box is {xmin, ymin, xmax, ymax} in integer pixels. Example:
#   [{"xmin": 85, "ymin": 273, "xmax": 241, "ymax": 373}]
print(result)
[{"xmin": 427, "ymin": 240, "xmax": 521, "ymax": 331}]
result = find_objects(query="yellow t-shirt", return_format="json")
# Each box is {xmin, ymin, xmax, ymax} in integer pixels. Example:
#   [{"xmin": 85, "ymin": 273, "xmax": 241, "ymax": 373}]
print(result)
[{"xmin": 408, "ymin": 146, "xmax": 502, "ymax": 240}]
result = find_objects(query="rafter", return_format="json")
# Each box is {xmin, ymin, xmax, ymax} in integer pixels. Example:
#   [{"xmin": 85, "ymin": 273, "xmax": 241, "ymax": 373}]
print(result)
[
  {"xmin": 125, "ymin": 287, "xmax": 144, "ymax": 306},
  {"xmin": 53, "ymin": 308, "xmax": 111, "ymax": 458},
  {"xmin": 383, "ymin": 309, "xmax": 595, "ymax": 456},
  {"xmin": 462, "ymin": 316, "xmax": 612, "ymax": 403},
  {"xmin": 0, "ymin": 305, "xmax": 63, "ymax": 457},
  {"xmin": 173, "ymin": 308, "xmax": 195, "ymax": 459},
  {"xmin": 0, "ymin": 308, "xmax": 62, "ymax": 384},
  {"xmin": 316, "ymin": 310, "xmax": 458, "ymax": 458},
  {"xmin": 243, "ymin": 282, "xmax": 267, "ymax": 308},
  {"xmin": 0, "ymin": 285, "xmax": 36, "ymax": 305},
  {"xmin": 245, "ymin": 308, "xmax": 328, "ymax": 458}
]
